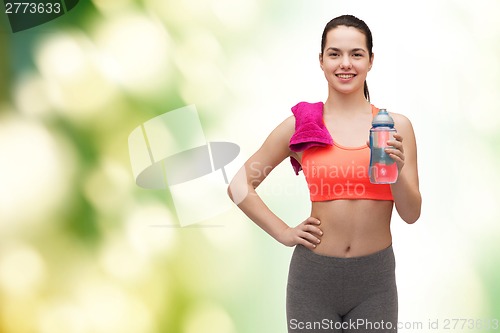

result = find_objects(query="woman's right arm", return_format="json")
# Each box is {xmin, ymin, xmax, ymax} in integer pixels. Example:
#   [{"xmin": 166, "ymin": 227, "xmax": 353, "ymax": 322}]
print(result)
[{"xmin": 227, "ymin": 116, "xmax": 322, "ymax": 250}]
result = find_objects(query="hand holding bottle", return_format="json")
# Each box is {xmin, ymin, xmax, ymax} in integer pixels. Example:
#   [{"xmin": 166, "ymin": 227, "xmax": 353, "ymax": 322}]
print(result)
[
  {"xmin": 384, "ymin": 132, "xmax": 405, "ymax": 175},
  {"xmin": 369, "ymin": 109, "xmax": 399, "ymax": 184}
]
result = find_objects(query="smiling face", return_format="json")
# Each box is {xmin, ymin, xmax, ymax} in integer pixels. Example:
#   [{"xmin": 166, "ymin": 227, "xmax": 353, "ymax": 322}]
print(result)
[{"xmin": 319, "ymin": 25, "xmax": 374, "ymax": 97}]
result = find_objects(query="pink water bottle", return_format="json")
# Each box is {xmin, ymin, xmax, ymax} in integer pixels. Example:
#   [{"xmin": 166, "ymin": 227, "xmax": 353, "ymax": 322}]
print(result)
[{"xmin": 369, "ymin": 109, "xmax": 398, "ymax": 184}]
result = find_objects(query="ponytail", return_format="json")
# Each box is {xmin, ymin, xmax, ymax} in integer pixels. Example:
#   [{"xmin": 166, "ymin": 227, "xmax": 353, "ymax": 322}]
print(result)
[{"xmin": 364, "ymin": 81, "xmax": 370, "ymax": 102}]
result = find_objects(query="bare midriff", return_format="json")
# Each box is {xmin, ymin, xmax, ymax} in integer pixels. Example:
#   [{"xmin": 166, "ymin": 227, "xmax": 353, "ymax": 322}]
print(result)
[{"xmin": 310, "ymin": 199, "xmax": 393, "ymax": 257}]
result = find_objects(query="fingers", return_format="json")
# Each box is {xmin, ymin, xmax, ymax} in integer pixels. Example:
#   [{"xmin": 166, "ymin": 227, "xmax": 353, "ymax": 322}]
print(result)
[
  {"xmin": 296, "ymin": 238, "xmax": 316, "ymax": 250},
  {"xmin": 386, "ymin": 134, "xmax": 404, "ymax": 158},
  {"xmin": 296, "ymin": 217, "xmax": 322, "ymax": 249},
  {"xmin": 385, "ymin": 133, "xmax": 405, "ymax": 172},
  {"xmin": 280, "ymin": 217, "xmax": 324, "ymax": 250},
  {"xmin": 296, "ymin": 237, "xmax": 317, "ymax": 250},
  {"xmin": 392, "ymin": 133, "xmax": 403, "ymax": 140},
  {"xmin": 387, "ymin": 133, "xmax": 403, "ymax": 150},
  {"xmin": 303, "ymin": 217, "xmax": 322, "ymax": 236},
  {"xmin": 304, "ymin": 216, "xmax": 321, "ymax": 226},
  {"xmin": 306, "ymin": 223, "xmax": 323, "ymax": 237},
  {"xmin": 385, "ymin": 148, "xmax": 404, "ymax": 161}
]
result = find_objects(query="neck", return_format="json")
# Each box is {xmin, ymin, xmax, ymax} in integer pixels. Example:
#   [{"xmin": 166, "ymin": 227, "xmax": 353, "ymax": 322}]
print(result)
[{"xmin": 324, "ymin": 86, "xmax": 370, "ymax": 115}]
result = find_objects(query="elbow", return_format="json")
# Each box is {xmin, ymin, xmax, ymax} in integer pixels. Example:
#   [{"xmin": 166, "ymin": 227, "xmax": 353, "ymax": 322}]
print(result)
[
  {"xmin": 227, "ymin": 184, "xmax": 235, "ymax": 202},
  {"xmin": 403, "ymin": 210, "xmax": 420, "ymax": 224},
  {"xmin": 402, "ymin": 196, "xmax": 422, "ymax": 224},
  {"xmin": 227, "ymin": 167, "xmax": 243, "ymax": 204},
  {"xmin": 227, "ymin": 166, "xmax": 253, "ymax": 205},
  {"xmin": 227, "ymin": 180, "xmax": 251, "ymax": 206}
]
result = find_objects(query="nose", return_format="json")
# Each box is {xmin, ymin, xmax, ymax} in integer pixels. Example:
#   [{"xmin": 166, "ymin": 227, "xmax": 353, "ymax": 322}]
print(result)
[{"xmin": 340, "ymin": 56, "xmax": 352, "ymax": 69}]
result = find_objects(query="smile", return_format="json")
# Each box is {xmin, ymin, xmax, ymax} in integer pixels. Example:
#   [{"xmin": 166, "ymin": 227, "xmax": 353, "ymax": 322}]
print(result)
[{"xmin": 336, "ymin": 74, "xmax": 356, "ymax": 79}]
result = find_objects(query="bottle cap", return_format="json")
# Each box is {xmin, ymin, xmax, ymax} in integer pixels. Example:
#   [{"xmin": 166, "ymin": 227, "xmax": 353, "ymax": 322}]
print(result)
[{"xmin": 372, "ymin": 109, "xmax": 394, "ymax": 127}]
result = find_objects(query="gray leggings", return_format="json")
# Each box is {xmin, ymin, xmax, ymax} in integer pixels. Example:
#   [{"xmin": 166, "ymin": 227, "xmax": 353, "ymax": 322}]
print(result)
[{"xmin": 286, "ymin": 244, "xmax": 398, "ymax": 333}]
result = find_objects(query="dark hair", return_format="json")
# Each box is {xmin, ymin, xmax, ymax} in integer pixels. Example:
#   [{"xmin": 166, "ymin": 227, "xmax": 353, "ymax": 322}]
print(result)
[{"xmin": 320, "ymin": 15, "xmax": 373, "ymax": 101}]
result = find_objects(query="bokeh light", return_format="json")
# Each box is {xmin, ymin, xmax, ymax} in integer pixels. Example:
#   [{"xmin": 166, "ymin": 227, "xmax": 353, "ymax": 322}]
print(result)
[
  {"xmin": 34, "ymin": 31, "xmax": 117, "ymax": 120},
  {"xmin": 209, "ymin": 0, "xmax": 258, "ymax": 30},
  {"xmin": 182, "ymin": 301, "xmax": 236, "ymax": 333},
  {"xmin": 93, "ymin": 13, "xmax": 171, "ymax": 97},
  {"xmin": 0, "ymin": 116, "xmax": 75, "ymax": 231},
  {"xmin": 125, "ymin": 202, "xmax": 178, "ymax": 256},
  {"xmin": 13, "ymin": 72, "xmax": 52, "ymax": 117},
  {"xmin": 0, "ymin": 242, "xmax": 47, "ymax": 296}
]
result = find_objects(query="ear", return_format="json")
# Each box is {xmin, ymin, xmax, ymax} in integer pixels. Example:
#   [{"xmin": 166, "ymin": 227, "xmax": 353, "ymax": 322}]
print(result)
[
  {"xmin": 319, "ymin": 52, "xmax": 324, "ymax": 70},
  {"xmin": 368, "ymin": 52, "xmax": 374, "ymax": 71}
]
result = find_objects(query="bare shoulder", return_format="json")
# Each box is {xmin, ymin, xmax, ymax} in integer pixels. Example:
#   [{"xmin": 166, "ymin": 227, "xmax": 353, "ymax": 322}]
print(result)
[
  {"xmin": 277, "ymin": 115, "xmax": 296, "ymax": 136},
  {"xmin": 389, "ymin": 112, "xmax": 415, "ymax": 134},
  {"xmin": 245, "ymin": 114, "xmax": 296, "ymax": 179},
  {"xmin": 389, "ymin": 112, "xmax": 417, "ymax": 151},
  {"xmin": 266, "ymin": 115, "xmax": 295, "ymax": 145}
]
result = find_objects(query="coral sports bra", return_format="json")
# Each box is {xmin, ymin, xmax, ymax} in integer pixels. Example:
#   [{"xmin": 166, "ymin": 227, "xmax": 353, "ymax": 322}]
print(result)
[{"xmin": 300, "ymin": 105, "xmax": 394, "ymax": 202}]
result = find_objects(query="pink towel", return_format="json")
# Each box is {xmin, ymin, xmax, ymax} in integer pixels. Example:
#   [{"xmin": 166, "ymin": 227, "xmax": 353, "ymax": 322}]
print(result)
[{"xmin": 289, "ymin": 101, "xmax": 333, "ymax": 175}]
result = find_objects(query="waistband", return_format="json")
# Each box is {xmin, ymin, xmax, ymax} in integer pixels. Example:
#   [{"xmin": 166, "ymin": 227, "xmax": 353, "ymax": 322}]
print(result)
[{"xmin": 293, "ymin": 243, "xmax": 394, "ymax": 267}]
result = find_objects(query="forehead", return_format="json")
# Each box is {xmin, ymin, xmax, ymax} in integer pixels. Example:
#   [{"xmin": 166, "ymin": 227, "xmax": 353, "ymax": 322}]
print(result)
[{"xmin": 325, "ymin": 26, "xmax": 367, "ymax": 49}]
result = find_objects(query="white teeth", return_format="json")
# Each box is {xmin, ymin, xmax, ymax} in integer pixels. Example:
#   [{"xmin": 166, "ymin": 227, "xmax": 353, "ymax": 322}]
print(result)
[{"xmin": 337, "ymin": 74, "xmax": 355, "ymax": 79}]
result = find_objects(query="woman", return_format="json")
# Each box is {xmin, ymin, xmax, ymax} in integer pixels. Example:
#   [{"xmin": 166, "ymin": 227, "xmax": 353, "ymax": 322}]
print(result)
[{"xmin": 228, "ymin": 15, "xmax": 421, "ymax": 333}]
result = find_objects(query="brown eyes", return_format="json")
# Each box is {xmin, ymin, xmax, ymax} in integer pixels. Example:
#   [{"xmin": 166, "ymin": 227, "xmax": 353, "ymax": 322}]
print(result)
[{"xmin": 327, "ymin": 53, "xmax": 363, "ymax": 58}]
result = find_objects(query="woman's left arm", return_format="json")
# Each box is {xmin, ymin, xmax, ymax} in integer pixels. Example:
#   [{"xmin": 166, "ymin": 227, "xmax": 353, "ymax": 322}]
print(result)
[{"xmin": 386, "ymin": 113, "xmax": 422, "ymax": 224}]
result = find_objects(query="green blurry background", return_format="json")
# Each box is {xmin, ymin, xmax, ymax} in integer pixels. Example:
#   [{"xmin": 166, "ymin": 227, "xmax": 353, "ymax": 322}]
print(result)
[{"xmin": 1, "ymin": 0, "xmax": 499, "ymax": 332}]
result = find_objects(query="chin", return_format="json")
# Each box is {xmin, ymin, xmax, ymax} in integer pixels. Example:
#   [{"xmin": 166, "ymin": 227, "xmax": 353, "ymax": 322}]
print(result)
[{"xmin": 329, "ymin": 85, "xmax": 360, "ymax": 95}]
